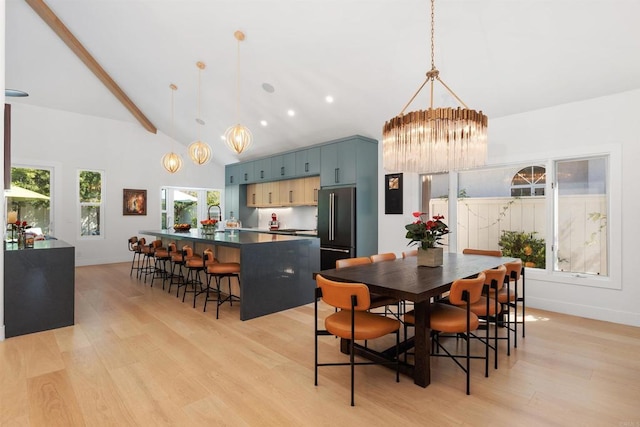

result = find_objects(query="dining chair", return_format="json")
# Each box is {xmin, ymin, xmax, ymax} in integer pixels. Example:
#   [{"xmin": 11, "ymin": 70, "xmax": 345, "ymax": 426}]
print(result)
[
  {"xmin": 314, "ymin": 274, "xmax": 400, "ymax": 406},
  {"xmin": 462, "ymin": 248, "xmax": 503, "ymax": 257},
  {"xmin": 402, "ymin": 249, "xmax": 418, "ymax": 258},
  {"xmin": 404, "ymin": 273, "xmax": 486, "ymax": 395},
  {"xmin": 336, "ymin": 257, "xmax": 399, "ymax": 313},
  {"xmin": 369, "ymin": 252, "xmax": 396, "ymax": 263}
]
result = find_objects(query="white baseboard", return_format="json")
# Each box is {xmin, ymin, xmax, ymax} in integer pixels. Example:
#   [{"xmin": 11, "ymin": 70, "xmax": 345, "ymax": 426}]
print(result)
[{"xmin": 526, "ymin": 296, "xmax": 640, "ymax": 327}]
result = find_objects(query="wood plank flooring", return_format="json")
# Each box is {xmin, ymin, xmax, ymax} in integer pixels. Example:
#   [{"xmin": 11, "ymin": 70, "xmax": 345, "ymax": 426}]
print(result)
[{"xmin": 1, "ymin": 262, "xmax": 639, "ymax": 426}]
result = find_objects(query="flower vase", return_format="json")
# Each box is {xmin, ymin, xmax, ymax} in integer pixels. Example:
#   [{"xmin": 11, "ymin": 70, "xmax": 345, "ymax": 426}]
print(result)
[
  {"xmin": 17, "ymin": 231, "xmax": 26, "ymax": 250},
  {"xmin": 417, "ymin": 247, "xmax": 443, "ymax": 267}
]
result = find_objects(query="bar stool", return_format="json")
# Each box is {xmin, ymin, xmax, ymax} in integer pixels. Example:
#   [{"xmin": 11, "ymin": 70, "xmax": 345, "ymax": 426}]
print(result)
[
  {"xmin": 183, "ymin": 249, "xmax": 215, "ymax": 308},
  {"xmin": 133, "ymin": 237, "xmax": 146, "ymax": 278},
  {"xmin": 128, "ymin": 236, "xmax": 141, "ymax": 277},
  {"xmin": 205, "ymin": 261, "xmax": 241, "ymax": 319},
  {"xmin": 151, "ymin": 242, "xmax": 176, "ymax": 289},
  {"xmin": 168, "ymin": 245, "xmax": 197, "ymax": 297},
  {"xmin": 505, "ymin": 259, "xmax": 525, "ymax": 343},
  {"xmin": 141, "ymin": 239, "xmax": 163, "ymax": 283}
]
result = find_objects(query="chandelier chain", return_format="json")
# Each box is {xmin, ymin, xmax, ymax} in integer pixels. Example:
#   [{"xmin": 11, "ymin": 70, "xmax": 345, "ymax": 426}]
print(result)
[{"xmin": 430, "ymin": 0, "xmax": 435, "ymax": 71}]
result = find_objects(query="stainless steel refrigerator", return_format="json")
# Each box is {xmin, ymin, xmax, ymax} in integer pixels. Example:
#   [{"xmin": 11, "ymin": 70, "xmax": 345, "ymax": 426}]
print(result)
[{"xmin": 318, "ymin": 187, "xmax": 356, "ymax": 270}]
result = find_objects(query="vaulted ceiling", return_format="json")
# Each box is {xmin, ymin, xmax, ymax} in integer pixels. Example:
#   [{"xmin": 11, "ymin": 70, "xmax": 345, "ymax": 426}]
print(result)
[{"xmin": 5, "ymin": 0, "xmax": 640, "ymax": 167}]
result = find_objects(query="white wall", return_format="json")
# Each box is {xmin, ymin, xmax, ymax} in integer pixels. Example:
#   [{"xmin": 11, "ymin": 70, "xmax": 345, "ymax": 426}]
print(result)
[
  {"xmin": 378, "ymin": 89, "xmax": 640, "ymax": 327},
  {"xmin": 9, "ymin": 103, "xmax": 225, "ymax": 266}
]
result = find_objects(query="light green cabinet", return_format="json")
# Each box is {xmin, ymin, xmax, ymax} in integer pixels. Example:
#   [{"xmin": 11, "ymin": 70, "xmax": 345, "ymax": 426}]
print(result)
[
  {"xmin": 271, "ymin": 152, "xmax": 296, "ymax": 179},
  {"xmin": 320, "ymin": 140, "xmax": 357, "ymax": 186},
  {"xmin": 225, "ymin": 164, "xmax": 240, "ymax": 186},
  {"xmin": 253, "ymin": 158, "xmax": 272, "ymax": 181},
  {"xmin": 295, "ymin": 147, "xmax": 320, "ymax": 176}
]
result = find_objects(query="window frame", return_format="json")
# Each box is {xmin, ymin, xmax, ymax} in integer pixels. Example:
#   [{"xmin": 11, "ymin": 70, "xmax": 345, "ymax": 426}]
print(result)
[
  {"xmin": 77, "ymin": 169, "xmax": 105, "ymax": 240},
  {"xmin": 451, "ymin": 143, "xmax": 621, "ymax": 290}
]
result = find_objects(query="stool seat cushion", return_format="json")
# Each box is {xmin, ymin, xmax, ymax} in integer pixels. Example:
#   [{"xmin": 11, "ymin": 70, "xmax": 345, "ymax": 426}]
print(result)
[
  {"xmin": 207, "ymin": 262, "xmax": 240, "ymax": 274},
  {"xmin": 325, "ymin": 310, "xmax": 400, "ymax": 340},
  {"xmin": 404, "ymin": 304, "xmax": 479, "ymax": 333}
]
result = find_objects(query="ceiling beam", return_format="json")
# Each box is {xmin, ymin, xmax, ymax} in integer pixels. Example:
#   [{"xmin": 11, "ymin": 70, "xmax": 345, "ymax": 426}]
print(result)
[{"xmin": 24, "ymin": 0, "xmax": 157, "ymax": 134}]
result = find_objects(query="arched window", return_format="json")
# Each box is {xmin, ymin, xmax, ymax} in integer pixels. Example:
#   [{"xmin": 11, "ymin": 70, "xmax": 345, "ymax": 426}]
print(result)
[{"xmin": 511, "ymin": 166, "xmax": 546, "ymax": 196}]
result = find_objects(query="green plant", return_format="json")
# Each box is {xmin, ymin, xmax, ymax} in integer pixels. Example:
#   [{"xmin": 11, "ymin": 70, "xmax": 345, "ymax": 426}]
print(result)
[
  {"xmin": 498, "ymin": 230, "xmax": 545, "ymax": 268},
  {"xmin": 405, "ymin": 212, "xmax": 449, "ymax": 249}
]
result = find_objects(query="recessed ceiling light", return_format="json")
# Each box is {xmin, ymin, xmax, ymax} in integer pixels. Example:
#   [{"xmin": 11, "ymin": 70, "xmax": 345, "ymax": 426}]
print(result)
[
  {"xmin": 325, "ymin": 95, "xmax": 334, "ymax": 103},
  {"xmin": 287, "ymin": 110, "xmax": 295, "ymax": 117},
  {"xmin": 262, "ymin": 83, "xmax": 275, "ymax": 93},
  {"xmin": 260, "ymin": 120, "xmax": 268, "ymax": 126}
]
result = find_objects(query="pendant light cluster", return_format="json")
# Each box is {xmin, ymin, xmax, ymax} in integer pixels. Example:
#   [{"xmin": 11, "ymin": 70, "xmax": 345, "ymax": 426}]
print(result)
[
  {"xmin": 382, "ymin": 0, "xmax": 487, "ymax": 174},
  {"xmin": 162, "ymin": 84, "xmax": 183, "ymax": 174},
  {"xmin": 162, "ymin": 30, "xmax": 253, "ymax": 172},
  {"xmin": 224, "ymin": 30, "xmax": 253, "ymax": 155},
  {"xmin": 188, "ymin": 61, "xmax": 212, "ymax": 165}
]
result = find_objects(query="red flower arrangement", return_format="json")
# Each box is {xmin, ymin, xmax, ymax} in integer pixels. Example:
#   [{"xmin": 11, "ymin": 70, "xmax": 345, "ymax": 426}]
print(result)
[{"xmin": 405, "ymin": 212, "xmax": 449, "ymax": 249}]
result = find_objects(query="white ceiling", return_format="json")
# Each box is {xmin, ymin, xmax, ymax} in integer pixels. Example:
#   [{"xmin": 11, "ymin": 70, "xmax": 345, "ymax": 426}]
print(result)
[{"xmin": 5, "ymin": 0, "xmax": 640, "ymax": 166}]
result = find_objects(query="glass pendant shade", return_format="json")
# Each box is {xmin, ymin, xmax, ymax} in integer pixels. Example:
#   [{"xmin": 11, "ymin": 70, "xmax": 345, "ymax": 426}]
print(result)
[
  {"xmin": 382, "ymin": 0, "xmax": 487, "ymax": 174},
  {"xmin": 188, "ymin": 140, "xmax": 212, "ymax": 165},
  {"xmin": 225, "ymin": 123, "xmax": 253, "ymax": 155},
  {"xmin": 162, "ymin": 152, "xmax": 183, "ymax": 174},
  {"xmin": 383, "ymin": 108, "xmax": 487, "ymax": 173}
]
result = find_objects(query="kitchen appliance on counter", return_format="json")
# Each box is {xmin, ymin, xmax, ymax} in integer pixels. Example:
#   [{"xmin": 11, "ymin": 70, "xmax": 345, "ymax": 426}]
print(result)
[
  {"xmin": 318, "ymin": 187, "xmax": 356, "ymax": 270},
  {"xmin": 269, "ymin": 213, "xmax": 280, "ymax": 231}
]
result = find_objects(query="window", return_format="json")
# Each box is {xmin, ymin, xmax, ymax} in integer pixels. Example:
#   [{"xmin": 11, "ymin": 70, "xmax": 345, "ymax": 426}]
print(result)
[
  {"xmin": 78, "ymin": 170, "xmax": 104, "ymax": 237},
  {"xmin": 8, "ymin": 166, "xmax": 52, "ymax": 235},
  {"xmin": 554, "ymin": 157, "xmax": 608, "ymax": 276},
  {"xmin": 161, "ymin": 187, "xmax": 222, "ymax": 229},
  {"xmin": 511, "ymin": 166, "xmax": 546, "ymax": 197}
]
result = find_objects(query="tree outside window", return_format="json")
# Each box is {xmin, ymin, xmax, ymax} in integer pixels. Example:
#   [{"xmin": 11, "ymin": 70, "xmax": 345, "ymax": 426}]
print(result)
[{"xmin": 79, "ymin": 170, "xmax": 103, "ymax": 237}]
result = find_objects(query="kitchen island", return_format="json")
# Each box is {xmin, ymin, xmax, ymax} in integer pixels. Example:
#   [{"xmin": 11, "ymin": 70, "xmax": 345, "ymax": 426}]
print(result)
[{"xmin": 139, "ymin": 229, "xmax": 320, "ymax": 321}]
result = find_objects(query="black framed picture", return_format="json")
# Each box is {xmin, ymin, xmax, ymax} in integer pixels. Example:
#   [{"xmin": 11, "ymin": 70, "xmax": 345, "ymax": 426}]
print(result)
[
  {"xmin": 123, "ymin": 189, "xmax": 147, "ymax": 215},
  {"xmin": 385, "ymin": 173, "xmax": 403, "ymax": 214}
]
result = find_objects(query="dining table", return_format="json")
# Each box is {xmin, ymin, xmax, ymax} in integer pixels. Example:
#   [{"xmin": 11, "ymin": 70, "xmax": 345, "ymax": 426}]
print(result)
[{"xmin": 315, "ymin": 252, "xmax": 515, "ymax": 387}]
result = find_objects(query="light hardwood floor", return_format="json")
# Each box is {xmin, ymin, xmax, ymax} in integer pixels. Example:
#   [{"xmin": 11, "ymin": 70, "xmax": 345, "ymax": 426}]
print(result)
[{"xmin": 1, "ymin": 262, "xmax": 639, "ymax": 426}]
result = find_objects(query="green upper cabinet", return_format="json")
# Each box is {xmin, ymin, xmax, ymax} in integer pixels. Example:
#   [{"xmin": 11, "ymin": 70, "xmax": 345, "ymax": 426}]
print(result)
[
  {"xmin": 239, "ymin": 161, "xmax": 254, "ymax": 183},
  {"xmin": 253, "ymin": 157, "xmax": 272, "ymax": 181},
  {"xmin": 225, "ymin": 163, "xmax": 241, "ymax": 186},
  {"xmin": 295, "ymin": 147, "xmax": 320, "ymax": 176},
  {"xmin": 320, "ymin": 140, "xmax": 357, "ymax": 186},
  {"xmin": 271, "ymin": 152, "xmax": 296, "ymax": 180}
]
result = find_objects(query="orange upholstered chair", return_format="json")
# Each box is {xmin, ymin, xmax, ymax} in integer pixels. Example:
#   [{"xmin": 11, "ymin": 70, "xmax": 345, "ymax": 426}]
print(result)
[
  {"xmin": 205, "ymin": 260, "xmax": 241, "ymax": 318},
  {"xmin": 336, "ymin": 257, "xmax": 398, "ymax": 311},
  {"xmin": 369, "ymin": 252, "xmax": 396, "ymax": 263},
  {"xmin": 404, "ymin": 273, "xmax": 486, "ymax": 395},
  {"xmin": 462, "ymin": 248, "xmax": 503, "ymax": 257},
  {"xmin": 402, "ymin": 249, "xmax": 418, "ymax": 258},
  {"xmin": 314, "ymin": 274, "xmax": 400, "ymax": 406}
]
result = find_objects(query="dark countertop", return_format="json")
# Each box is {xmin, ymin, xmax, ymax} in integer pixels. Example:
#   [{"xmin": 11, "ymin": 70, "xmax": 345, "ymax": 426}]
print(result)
[
  {"xmin": 139, "ymin": 229, "xmax": 317, "ymax": 248},
  {"xmin": 5, "ymin": 239, "xmax": 73, "ymax": 251}
]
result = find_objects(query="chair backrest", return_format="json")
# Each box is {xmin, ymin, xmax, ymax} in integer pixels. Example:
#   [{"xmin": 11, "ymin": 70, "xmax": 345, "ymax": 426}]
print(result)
[
  {"xmin": 483, "ymin": 264, "xmax": 507, "ymax": 290},
  {"xmin": 137, "ymin": 237, "xmax": 146, "ymax": 250},
  {"xmin": 167, "ymin": 242, "xmax": 177, "ymax": 253},
  {"xmin": 128, "ymin": 236, "xmax": 138, "ymax": 251},
  {"xmin": 335, "ymin": 257, "xmax": 372, "ymax": 269},
  {"xmin": 316, "ymin": 274, "xmax": 371, "ymax": 311},
  {"xmin": 448, "ymin": 273, "xmax": 486, "ymax": 306},
  {"xmin": 182, "ymin": 245, "xmax": 193, "ymax": 257},
  {"xmin": 463, "ymin": 248, "xmax": 503, "ymax": 257},
  {"xmin": 151, "ymin": 239, "xmax": 163, "ymax": 249},
  {"xmin": 203, "ymin": 248, "xmax": 216, "ymax": 264},
  {"xmin": 402, "ymin": 249, "xmax": 418, "ymax": 258},
  {"xmin": 504, "ymin": 259, "xmax": 523, "ymax": 281},
  {"xmin": 370, "ymin": 252, "xmax": 396, "ymax": 263}
]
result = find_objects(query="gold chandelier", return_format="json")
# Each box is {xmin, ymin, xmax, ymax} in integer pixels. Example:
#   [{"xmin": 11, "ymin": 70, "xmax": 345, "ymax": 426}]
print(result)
[
  {"xmin": 224, "ymin": 30, "xmax": 252, "ymax": 155},
  {"xmin": 188, "ymin": 61, "xmax": 212, "ymax": 165},
  {"xmin": 162, "ymin": 83, "xmax": 183, "ymax": 174},
  {"xmin": 382, "ymin": 0, "xmax": 487, "ymax": 174}
]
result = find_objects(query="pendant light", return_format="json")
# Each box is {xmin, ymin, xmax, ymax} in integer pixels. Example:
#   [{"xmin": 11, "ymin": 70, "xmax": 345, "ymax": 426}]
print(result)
[
  {"xmin": 224, "ymin": 30, "xmax": 253, "ymax": 155},
  {"xmin": 382, "ymin": 0, "xmax": 487, "ymax": 174},
  {"xmin": 188, "ymin": 61, "xmax": 212, "ymax": 165},
  {"xmin": 162, "ymin": 84, "xmax": 183, "ymax": 174}
]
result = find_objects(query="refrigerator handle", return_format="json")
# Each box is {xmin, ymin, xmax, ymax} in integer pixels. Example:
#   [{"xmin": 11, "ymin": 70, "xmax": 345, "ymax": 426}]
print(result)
[{"xmin": 329, "ymin": 192, "xmax": 335, "ymax": 241}]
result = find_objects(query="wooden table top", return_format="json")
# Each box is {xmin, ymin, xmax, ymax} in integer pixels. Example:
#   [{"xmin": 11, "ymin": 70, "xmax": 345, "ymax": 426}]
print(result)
[{"xmin": 316, "ymin": 253, "xmax": 514, "ymax": 302}]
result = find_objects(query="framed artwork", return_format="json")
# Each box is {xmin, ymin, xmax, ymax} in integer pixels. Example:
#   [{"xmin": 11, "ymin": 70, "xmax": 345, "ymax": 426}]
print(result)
[
  {"xmin": 384, "ymin": 173, "xmax": 403, "ymax": 214},
  {"xmin": 123, "ymin": 189, "xmax": 147, "ymax": 215}
]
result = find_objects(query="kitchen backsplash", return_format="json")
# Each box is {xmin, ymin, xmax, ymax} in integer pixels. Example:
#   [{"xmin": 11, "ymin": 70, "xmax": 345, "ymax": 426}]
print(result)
[{"xmin": 257, "ymin": 206, "xmax": 318, "ymax": 230}]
